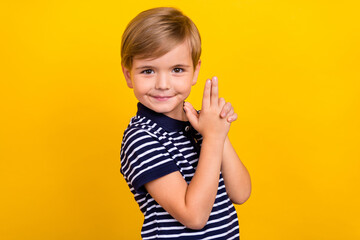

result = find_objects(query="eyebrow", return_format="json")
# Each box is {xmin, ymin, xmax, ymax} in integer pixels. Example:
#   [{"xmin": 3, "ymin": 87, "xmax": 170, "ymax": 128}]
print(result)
[
  {"xmin": 172, "ymin": 64, "xmax": 191, "ymax": 68},
  {"xmin": 135, "ymin": 64, "xmax": 191, "ymax": 70},
  {"xmin": 135, "ymin": 65, "xmax": 154, "ymax": 70}
]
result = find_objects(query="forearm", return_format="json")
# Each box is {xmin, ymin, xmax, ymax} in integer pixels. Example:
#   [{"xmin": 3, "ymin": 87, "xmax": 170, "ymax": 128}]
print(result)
[
  {"xmin": 221, "ymin": 136, "xmax": 251, "ymax": 204},
  {"xmin": 185, "ymin": 136, "xmax": 224, "ymax": 228}
]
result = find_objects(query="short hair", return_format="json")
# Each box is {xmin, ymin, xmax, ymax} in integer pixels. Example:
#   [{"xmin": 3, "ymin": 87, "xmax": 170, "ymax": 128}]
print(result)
[{"xmin": 121, "ymin": 7, "xmax": 201, "ymax": 71}]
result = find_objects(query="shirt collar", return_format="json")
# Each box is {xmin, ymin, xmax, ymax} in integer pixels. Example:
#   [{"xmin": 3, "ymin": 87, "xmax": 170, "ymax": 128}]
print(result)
[{"xmin": 136, "ymin": 102, "xmax": 191, "ymax": 132}]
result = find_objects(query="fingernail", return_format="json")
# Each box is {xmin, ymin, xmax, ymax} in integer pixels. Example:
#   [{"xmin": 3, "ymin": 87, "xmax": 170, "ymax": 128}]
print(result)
[
  {"xmin": 206, "ymin": 79, "xmax": 211, "ymax": 85},
  {"xmin": 212, "ymin": 76, "xmax": 217, "ymax": 83}
]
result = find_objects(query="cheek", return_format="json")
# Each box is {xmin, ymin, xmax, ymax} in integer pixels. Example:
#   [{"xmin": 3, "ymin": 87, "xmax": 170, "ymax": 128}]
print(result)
[
  {"xmin": 133, "ymin": 78, "xmax": 152, "ymax": 94},
  {"xmin": 176, "ymin": 77, "xmax": 193, "ymax": 93}
]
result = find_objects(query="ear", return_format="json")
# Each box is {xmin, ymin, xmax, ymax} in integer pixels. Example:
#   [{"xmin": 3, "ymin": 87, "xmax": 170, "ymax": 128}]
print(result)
[
  {"xmin": 122, "ymin": 65, "xmax": 133, "ymax": 89},
  {"xmin": 192, "ymin": 59, "xmax": 201, "ymax": 86}
]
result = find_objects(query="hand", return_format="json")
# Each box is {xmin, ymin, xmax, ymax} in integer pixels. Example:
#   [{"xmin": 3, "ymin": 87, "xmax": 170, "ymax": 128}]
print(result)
[
  {"xmin": 187, "ymin": 101, "xmax": 238, "ymax": 123},
  {"xmin": 184, "ymin": 76, "xmax": 231, "ymax": 140}
]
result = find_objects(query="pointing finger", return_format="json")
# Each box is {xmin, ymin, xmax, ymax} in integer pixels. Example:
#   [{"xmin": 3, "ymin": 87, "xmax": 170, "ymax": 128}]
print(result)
[
  {"xmin": 202, "ymin": 79, "xmax": 211, "ymax": 109},
  {"xmin": 210, "ymin": 76, "xmax": 218, "ymax": 106}
]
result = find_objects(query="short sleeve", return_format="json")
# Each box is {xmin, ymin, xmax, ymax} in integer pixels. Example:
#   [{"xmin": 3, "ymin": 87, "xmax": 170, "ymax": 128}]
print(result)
[{"xmin": 120, "ymin": 127, "xmax": 179, "ymax": 194}]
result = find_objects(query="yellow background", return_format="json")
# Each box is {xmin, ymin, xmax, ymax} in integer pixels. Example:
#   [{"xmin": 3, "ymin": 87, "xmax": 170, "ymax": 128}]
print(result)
[{"xmin": 1, "ymin": 0, "xmax": 359, "ymax": 239}]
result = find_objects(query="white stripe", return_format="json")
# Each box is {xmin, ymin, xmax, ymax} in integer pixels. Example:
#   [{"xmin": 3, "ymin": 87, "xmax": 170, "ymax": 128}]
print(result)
[
  {"xmin": 139, "ymin": 200, "xmax": 148, "ymax": 211},
  {"xmin": 214, "ymin": 192, "xmax": 227, "ymax": 200},
  {"xmin": 170, "ymin": 135, "xmax": 186, "ymax": 141},
  {"xmin": 180, "ymin": 166, "xmax": 193, "ymax": 171},
  {"xmin": 179, "ymin": 146, "xmax": 195, "ymax": 152},
  {"xmin": 176, "ymin": 159, "xmax": 188, "ymax": 164},
  {"xmin": 171, "ymin": 153, "xmax": 183, "ymax": 158},
  {"xmin": 163, "ymin": 141, "xmax": 172, "ymax": 146},
  {"xmin": 142, "ymin": 225, "xmax": 186, "ymax": 235},
  {"xmin": 174, "ymin": 141, "xmax": 191, "ymax": 146},
  {"xmin": 189, "ymin": 159, "xmax": 197, "ymax": 165},
  {"xmin": 142, "ymin": 218, "xmax": 178, "ymax": 228},
  {"xmin": 167, "ymin": 147, "xmax": 177, "ymax": 152},
  {"xmin": 183, "ymin": 173, "xmax": 195, "ymax": 178},
  {"xmin": 145, "ymin": 204, "xmax": 156, "ymax": 212},
  {"xmin": 144, "ymin": 210, "xmax": 171, "ymax": 220},
  {"xmin": 184, "ymin": 152, "xmax": 197, "ymax": 158}
]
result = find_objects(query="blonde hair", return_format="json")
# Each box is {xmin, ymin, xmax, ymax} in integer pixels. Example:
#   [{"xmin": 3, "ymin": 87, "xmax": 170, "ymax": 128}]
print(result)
[{"xmin": 121, "ymin": 7, "xmax": 201, "ymax": 70}]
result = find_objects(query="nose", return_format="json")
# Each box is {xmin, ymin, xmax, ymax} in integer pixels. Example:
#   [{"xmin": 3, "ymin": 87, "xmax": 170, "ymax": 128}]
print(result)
[{"xmin": 155, "ymin": 72, "xmax": 170, "ymax": 90}]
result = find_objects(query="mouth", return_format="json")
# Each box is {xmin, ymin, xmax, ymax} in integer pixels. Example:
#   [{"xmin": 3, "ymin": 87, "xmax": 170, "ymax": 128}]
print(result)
[{"xmin": 150, "ymin": 95, "xmax": 174, "ymax": 101}]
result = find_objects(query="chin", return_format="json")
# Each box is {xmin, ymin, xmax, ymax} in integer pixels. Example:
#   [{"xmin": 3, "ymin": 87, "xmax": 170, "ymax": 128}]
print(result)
[{"xmin": 153, "ymin": 106, "xmax": 175, "ymax": 114}]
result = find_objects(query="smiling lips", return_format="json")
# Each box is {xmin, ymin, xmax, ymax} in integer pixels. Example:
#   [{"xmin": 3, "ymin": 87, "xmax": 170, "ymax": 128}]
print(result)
[{"xmin": 151, "ymin": 95, "xmax": 174, "ymax": 101}]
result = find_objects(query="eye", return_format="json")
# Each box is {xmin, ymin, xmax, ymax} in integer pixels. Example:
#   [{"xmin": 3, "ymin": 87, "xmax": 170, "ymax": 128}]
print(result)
[
  {"xmin": 173, "ymin": 68, "xmax": 184, "ymax": 73},
  {"xmin": 141, "ymin": 69, "xmax": 154, "ymax": 74}
]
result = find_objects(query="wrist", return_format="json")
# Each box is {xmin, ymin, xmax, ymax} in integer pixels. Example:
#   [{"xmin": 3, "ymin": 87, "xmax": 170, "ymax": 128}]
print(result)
[
  {"xmin": 202, "ymin": 135, "xmax": 226, "ymax": 145},
  {"xmin": 224, "ymin": 135, "xmax": 230, "ymax": 144}
]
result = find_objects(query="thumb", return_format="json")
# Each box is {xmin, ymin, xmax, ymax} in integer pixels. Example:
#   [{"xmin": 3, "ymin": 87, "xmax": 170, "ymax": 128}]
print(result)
[{"xmin": 183, "ymin": 102, "xmax": 199, "ymax": 129}]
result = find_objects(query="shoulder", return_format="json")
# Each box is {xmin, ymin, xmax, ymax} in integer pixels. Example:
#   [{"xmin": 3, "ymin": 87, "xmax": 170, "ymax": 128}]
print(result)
[
  {"xmin": 120, "ymin": 115, "xmax": 168, "ymax": 162},
  {"xmin": 123, "ymin": 115, "xmax": 164, "ymax": 137},
  {"xmin": 122, "ymin": 116, "xmax": 162, "ymax": 147}
]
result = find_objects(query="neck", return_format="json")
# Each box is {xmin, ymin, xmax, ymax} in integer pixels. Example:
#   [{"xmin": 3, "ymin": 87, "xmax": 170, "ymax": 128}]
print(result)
[{"xmin": 163, "ymin": 106, "xmax": 188, "ymax": 122}]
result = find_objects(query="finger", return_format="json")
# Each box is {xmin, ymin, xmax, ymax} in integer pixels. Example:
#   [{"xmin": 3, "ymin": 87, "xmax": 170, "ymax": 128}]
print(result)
[
  {"xmin": 221, "ymin": 102, "xmax": 232, "ymax": 118},
  {"xmin": 184, "ymin": 105, "xmax": 199, "ymax": 129},
  {"xmin": 227, "ymin": 113, "xmax": 238, "ymax": 123},
  {"xmin": 218, "ymin": 98, "xmax": 226, "ymax": 110},
  {"xmin": 202, "ymin": 79, "xmax": 211, "ymax": 109},
  {"xmin": 226, "ymin": 107, "xmax": 234, "ymax": 119},
  {"xmin": 210, "ymin": 76, "xmax": 218, "ymax": 106},
  {"xmin": 184, "ymin": 102, "xmax": 199, "ymax": 118}
]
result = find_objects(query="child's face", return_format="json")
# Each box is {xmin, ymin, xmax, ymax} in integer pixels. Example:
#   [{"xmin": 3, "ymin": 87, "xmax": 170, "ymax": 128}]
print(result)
[{"xmin": 122, "ymin": 41, "xmax": 201, "ymax": 120}]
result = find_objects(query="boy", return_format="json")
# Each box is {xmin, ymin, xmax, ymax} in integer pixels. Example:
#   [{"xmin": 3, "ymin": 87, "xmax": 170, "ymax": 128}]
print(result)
[{"xmin": 120, "ymin": 7, "xmax": 251, "ymax": 239}]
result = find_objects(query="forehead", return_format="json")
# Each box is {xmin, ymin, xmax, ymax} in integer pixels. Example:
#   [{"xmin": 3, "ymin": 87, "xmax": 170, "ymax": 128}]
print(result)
[{"xmin": 132, "ymin": 41, "xmax": 192, "ymax": 69}]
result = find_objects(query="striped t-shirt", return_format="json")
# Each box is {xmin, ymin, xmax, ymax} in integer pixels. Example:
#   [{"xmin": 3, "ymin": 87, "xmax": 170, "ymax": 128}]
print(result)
[{"xmin": 120, "ymin": 102, "xmax": 239, "ymax": 239}]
